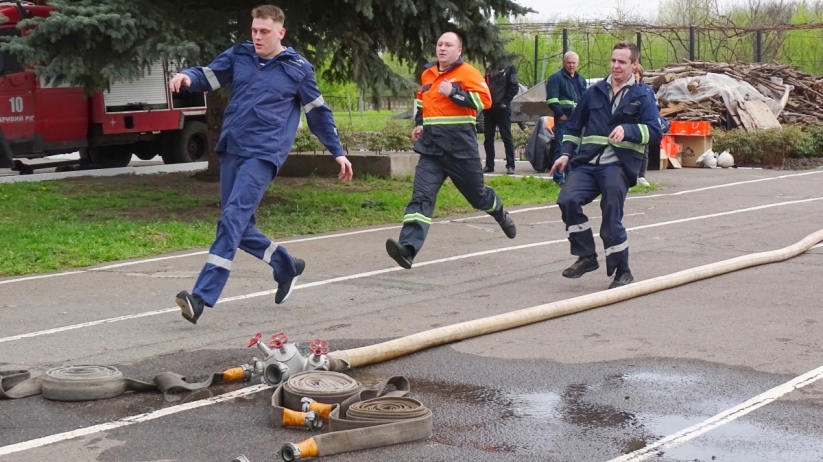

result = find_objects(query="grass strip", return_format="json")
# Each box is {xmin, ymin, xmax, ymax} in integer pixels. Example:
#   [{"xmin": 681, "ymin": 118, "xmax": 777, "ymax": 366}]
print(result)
[{"xmin": 0, "ymin": 174, "xmax": 655, "ymax": 276}]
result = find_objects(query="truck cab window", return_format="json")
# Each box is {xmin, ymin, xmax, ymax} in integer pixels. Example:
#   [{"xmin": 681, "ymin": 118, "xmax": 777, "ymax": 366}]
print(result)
[{"xmin": 0, "ymin": 27, "xmax": 24, "ymax": 75}]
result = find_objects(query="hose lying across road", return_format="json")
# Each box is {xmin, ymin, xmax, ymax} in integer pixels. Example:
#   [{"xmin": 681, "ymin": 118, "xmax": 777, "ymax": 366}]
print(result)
[
  {"xmin": 327, "ymin": 229, "xmax": 823, "ymax": 371},
  {"xmin": 0, "ymin": 365, "xmax": 247, "ymax": 401}
]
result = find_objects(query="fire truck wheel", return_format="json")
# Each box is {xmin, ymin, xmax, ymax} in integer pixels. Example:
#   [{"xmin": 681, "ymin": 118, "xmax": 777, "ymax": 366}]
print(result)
[
  {"xmin": 89, "ymin": 145, "xmax": 132, "ymax": 168},
  {"xmin": 166, "ymin": 121, "xmax": 208, "ymax": 163}
]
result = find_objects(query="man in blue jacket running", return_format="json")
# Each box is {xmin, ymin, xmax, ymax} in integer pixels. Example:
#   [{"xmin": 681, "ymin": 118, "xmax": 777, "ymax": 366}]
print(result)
[
  {"xmin": 549, "ymin": 41, "xmax": 661, "ymax": 289},
  {"xmin": 168, "ymin": 4, "xmax": 353, "ymax": 324}
]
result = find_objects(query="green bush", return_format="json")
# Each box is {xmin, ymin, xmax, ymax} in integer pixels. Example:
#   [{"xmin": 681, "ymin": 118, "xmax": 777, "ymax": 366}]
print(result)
[
  {"xmin": 292, "ymin": 128, "xmax": 325, "ymax": 153},
  {"xmin": 712, "ymin": 125, "xmax": 816, "ymax": 166},
  {"xmin": 796, "ymin": 124, "xmax": 823, "ymax": 158},
  {"xmin": 380, "ymin": 121, "xmax": 414, "ymax": 151},
  {"xmin": 512, "ymin": 127, "xmax": 531, "ymax": 158},
  {"xmin": 294, "ymin": 121, "xmax": 413, "ymax": 154}
]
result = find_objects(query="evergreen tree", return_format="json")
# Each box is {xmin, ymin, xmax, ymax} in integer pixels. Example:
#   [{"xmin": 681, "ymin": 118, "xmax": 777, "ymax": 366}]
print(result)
[{"xmin": 1, "ymin": 0, "xmax": 531, "ymax": 173}]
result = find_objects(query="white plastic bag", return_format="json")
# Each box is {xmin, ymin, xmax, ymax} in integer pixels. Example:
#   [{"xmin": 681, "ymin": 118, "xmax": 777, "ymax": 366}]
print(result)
[{"xmin": 696, "ymin": 149, "xmax": 718, "ymax": 168}]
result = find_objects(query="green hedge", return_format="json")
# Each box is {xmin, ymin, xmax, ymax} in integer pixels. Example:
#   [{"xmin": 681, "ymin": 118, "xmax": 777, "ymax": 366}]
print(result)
[
  {"xmin": 712, "ymin": 124, "xmax": 823, "ymax": 166},
  {"xmin": 293, "ymin": 120, "xmax": 414, "ymax": 154}
]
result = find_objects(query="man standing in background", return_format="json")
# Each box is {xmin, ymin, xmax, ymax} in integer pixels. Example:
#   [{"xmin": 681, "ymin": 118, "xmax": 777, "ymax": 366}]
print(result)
[
  {"xmin": 482, "ymin": 62, "xmax": 520, "ymax": 175},
  {"xmin": 546, "ymin": 52, "xmax": 587, "ymax": 185}
]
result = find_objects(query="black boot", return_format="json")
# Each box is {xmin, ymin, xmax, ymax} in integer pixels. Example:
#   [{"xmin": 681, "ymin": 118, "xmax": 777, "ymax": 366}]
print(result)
[
  {"xmin": 561, "ymin": 255, "xmax": 599, "ymax": 278},
  {"xmin": 386, "ymin": 238, "xmax": 414, "ymax": 269},
  {"xmin": 275, "ymin": 258, "xmax": 306, "ymax": 304},
  {"xmin": 497, "ymin": 212, "xmax": 517, "ymax": 239},
  {"xmin": 608, "ymin": 268, "xmax": 634, "ymax": 289},
  {"xmin": 176, "ymin": 291, "xmax": 205, "ymax": 324}
]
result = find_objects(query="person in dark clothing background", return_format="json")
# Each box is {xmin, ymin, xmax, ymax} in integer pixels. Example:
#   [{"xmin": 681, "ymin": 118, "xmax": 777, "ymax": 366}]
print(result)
[
  {"xmin": 482, "ymin": 63, "xmax": 520, "ymax": 175},
  {"xmin": 546, "ymin": 51, "xmax": 587, "ymax": 185}
]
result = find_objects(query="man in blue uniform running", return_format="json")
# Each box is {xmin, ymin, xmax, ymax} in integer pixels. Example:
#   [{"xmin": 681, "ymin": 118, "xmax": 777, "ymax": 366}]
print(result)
[{"xmin": 169, "ymin": 5, "xmax": 353, "ymax": 324}]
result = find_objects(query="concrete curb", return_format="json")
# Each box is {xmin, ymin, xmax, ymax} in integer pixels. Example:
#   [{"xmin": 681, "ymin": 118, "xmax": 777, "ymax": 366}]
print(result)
[{"xmin": 0, "ymin": 162, "xmax": 208, "ymax": 184}]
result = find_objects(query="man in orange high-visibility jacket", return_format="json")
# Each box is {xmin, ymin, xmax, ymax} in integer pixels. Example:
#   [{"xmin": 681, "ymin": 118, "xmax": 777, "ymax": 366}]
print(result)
[{"xmin": 385, "ymin": 32, "xmax": 517, "ymax": 269}]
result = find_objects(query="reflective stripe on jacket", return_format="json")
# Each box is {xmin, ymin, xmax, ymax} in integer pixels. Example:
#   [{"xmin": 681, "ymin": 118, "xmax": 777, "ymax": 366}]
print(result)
[
  {"xmin": 413, "ymin": 58, "xmax": 491, "ymax": 158},
  {"xmin": 182, "ymin": 42, "xmax": 344, "ymax": 168},
  {"xmin": 560, "ymin": 78, "xmax": 662, "ymax": 186},
  {"xmin": 546, "ymin": 69, "xmax": 587, "ymax": 119}
]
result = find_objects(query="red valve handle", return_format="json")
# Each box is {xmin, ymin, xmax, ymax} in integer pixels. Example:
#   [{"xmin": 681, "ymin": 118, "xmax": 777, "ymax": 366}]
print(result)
[
  {"xmin": 248, "ymin": 332, "xmax": 262, "ymax": 348},
  {"xmin": 309, "ymin": 338, "xmax": 329, "ymax": 356},
  {"xmin": 269, "ymin": 332, "xmax": 288, "ymax": 349}
]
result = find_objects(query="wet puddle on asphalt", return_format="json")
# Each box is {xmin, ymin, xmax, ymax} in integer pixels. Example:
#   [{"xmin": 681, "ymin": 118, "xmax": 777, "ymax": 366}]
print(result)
[{"xmin": 348, "ymin": 369, "xmax": 823, "ymax": 461}]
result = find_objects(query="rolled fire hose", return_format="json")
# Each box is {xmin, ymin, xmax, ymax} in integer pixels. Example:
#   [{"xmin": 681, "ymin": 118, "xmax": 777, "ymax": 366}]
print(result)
[
  {"xmin": 271, "ymin": 371, "xmax": 432, "ymax": 461},
  {"xmin": 270, "ymin": 371, "xmax": 363, "ymax": 430},
  {"xmin": 0, "ymin": 364, "xmax": 251, "ymax": 401},
  {"xmin": 326, "ymin": 229, "xmax": 823, "ymax": 370},
  {"xmin": 275, "ymin": 373, "xmax": 431, "ymax": 460}
]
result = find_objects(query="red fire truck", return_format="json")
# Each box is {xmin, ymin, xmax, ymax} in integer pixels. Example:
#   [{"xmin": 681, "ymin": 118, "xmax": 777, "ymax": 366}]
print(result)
[{"xmin": 0, "ymin": 1, "xmax": 208, "ymax": 174}]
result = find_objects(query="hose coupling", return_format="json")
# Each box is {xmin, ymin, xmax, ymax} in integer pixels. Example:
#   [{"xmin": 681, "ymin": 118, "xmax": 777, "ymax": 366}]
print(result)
[
  {"xmin": 280, "ymin": 443, "xmax": 301, "ymax": 461},
  {"xmin": 264, "ymin": 362, "xmax": 289, "ymax": 386},
  {"xmin": 280, "ymin": 438, "xmax": 318, "ymax": 461},
  {"xmin": 301, "ymin": 397, "xmax": 333, "ymax": 420},
  {"xmin": 304, "ymin": 410, "xmax": 322, "ymax": 431}
]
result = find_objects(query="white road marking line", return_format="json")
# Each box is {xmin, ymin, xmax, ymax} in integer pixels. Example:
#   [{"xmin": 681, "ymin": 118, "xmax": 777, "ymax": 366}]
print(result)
[
  {"xmin": 1, "ymin": 170, "xmax": 820, "ymax": 285},
  {"xmin": 0, "ymin": 384, "xmax": 271, "ymax": 457},
  {"xmin": 526, "ymin": 212, "xmax": 645, "ymax": 227},
  {"xmin": 464, "ymin": 224, "xmax": 501, "ymax": 233},
  {"xmin": 609, "ymin": 364, "xmax": 823, "ymax": 462},
  {"xmin": 2, "ymin": 196, "xmax": 821, "ymax": 344},
  {"xmin": 812, "ymin": 242, "xmax": 823, "ymax": 250},
  {"xmin": 0, "ymin": 271, "xmax": 85, "ymax": 286}
]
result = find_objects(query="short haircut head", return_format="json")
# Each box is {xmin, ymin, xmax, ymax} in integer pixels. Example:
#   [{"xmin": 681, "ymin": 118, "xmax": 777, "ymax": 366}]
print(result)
[
  {"xmin": 563, "ymin": 51, "xmax": 579, "ymax": 62},
  {"xmin": 252, "ymin": 5, "xmax": 285, "ymax": 24},
  {"xmin": 613, "ymin": 41, "xmax": 639, "ymax": 62},
  {"xmin": 441, "ymin": 31, "xmax": 463, "ymax": 48}
]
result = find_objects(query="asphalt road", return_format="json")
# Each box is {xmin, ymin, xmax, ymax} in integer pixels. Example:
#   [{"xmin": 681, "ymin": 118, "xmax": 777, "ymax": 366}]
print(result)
[{"xmin": 2, "ymin": 166, "xmax": 823, "ymax": 462}]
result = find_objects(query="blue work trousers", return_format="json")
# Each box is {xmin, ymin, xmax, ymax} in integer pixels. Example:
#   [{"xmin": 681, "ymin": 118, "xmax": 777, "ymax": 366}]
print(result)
[
  {"xmin": 193, "ymin": 153, "xmax": 296, "ymax": 306},
  {"xmin": 556, "ymin": 163, "xmax": 630, "ymax": 276},
  {"xmin": 399, "ymin": 153, "xmax": 505, "ymax": 257}
]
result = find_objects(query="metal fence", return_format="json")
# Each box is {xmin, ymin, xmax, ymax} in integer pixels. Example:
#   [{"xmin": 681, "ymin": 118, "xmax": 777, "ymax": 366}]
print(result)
[
  {"xmin": 502, "ymin": 22, "xmax": 823, "ymax": 87},
  {"xmin": 323, "ymin": 95, "xmax": 414, "ymax": 113}
]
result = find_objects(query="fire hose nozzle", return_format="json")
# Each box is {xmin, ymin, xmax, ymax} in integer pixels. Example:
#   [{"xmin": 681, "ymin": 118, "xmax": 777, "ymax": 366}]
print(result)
[
  {"xmin": 280, "ymin": 438, "xmax": 318, "ymax": 461},
  {"xmin": 280, "ymin": 443, "xmax": 301, "ymax": 461},
  {"xmin": 221, "ymin": 364, "xmax": 253, "ymax": 382},
  {"xmin": 301, "ymin": 397, "xmax": 333, "ymax": 420}
]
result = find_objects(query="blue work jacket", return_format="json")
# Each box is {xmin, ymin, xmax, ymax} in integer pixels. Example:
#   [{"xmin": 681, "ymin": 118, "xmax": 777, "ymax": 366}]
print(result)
[
  {"xmin": 546, "ymin": 69, "xmax": 587, "ymax": 119},
  {"xmin": 561, "ymin": 78, "xmax": 662, "ymax": 186},
  {"xmin": 182, "ymin": 43, "xmax": 344, "ymax": 169}
]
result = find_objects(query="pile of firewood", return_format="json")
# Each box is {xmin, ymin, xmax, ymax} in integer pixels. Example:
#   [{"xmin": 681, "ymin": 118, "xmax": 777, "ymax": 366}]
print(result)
[{"xmin": 644, "ymin": 60, "xmax": 823, "ymax": 126}]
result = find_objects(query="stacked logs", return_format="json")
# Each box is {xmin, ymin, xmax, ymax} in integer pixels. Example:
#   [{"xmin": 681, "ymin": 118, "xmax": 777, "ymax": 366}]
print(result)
[{"xmin": 644, "ymin": 60, "xmax": 823, "ymax": 126}]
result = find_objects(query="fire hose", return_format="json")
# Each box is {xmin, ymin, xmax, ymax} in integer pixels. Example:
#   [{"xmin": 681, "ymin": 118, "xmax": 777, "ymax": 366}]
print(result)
[
  {"xmin": 325, "ymin": 229, "xmax": 823, "ymax": 371},
  {"xmin": 0, "ymin": 364, "xmax": 253, "ymax": 401},
  {"xmin": 271, "ymin": 372, "xmax": 431, "ymax": 460}
]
